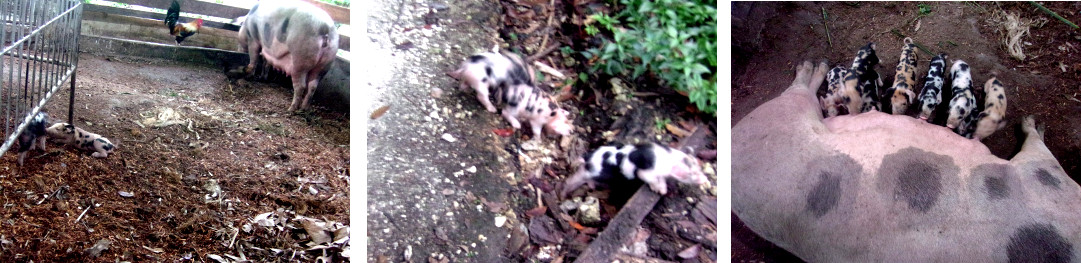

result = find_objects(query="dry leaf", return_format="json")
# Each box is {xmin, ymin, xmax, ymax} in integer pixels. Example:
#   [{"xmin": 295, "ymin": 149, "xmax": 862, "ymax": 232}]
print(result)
[
  {"xmin": 678, "ymin": 244, "xmax": 701, "ymax": 259},
  {"xmin": 493, "ymin": 128, "xmax": 514, "ymax": 137},
  {"xmin": 370, "ymin": 105, "xmax": 391, "ymax": 119},
  {"xmin": 526, "ymin": 206, "xmax": 548, "ymax": 217},
  {"xmin": 665, "ymin": 123, "xmax": 692, "ymax": 138}
]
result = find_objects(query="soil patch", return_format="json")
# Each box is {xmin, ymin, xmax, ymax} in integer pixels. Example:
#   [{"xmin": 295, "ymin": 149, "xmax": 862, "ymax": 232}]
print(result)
[{"xmin": 0, "ymin": 53, "xmax": 349, "ymax": 261}]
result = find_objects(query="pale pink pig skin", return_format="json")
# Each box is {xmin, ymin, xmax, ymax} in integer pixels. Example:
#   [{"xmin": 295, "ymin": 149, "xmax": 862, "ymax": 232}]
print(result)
[
  {"xmin": 237, "ymin": 0, "xmax": 339, "ymax": 112},
  {"xmin": 618, "ymin": 143, "xmax": 707, "ymax": 195}
]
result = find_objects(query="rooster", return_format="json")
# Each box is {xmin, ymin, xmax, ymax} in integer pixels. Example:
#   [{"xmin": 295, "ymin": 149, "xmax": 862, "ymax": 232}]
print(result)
[{"xmin": 164, "ymin": 0, "xmax": 203, "ymax": 45}]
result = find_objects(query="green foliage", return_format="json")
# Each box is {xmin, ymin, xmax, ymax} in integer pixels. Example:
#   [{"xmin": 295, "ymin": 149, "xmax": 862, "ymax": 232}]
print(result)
[
  {"xmin": 585, "ymin": 25, "xmax": 600, "ymax": 36},
  {"xmin": 583, "ymin": 0, "xmax": 717, "ymax": 115},
  {"xmin": 917, "ymin": 4, "xmax": 933, "ymax": 16},
  {"xmin": 654, "ymin": 117, "xmax": 670, "ymax": 131}
]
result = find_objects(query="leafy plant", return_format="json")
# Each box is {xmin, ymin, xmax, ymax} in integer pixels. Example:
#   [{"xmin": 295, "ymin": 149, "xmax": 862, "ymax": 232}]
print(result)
[
  {"xmin": 655, "ymin": 117, "xmax": 671, "ymax": 131},
  {"xmin": 585, "ymin": 25, "xmax": 600, "ymax": 36},
  {"xmin": 583, "ymin": 0, "xmax": 717, "ymax": 114},
  {"xmin": 918, "ymin": 4, "xmax": 933, "ymax": 16}
]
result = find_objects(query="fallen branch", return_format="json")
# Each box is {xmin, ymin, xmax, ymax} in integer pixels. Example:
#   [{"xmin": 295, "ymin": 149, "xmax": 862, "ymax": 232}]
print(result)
[
  {"xmin": 533, "ymin": 61, "xmax": 567, "ymax": 79},
  {"xmin": 537, "ymin": 0, "xmax": 557, "ymax": 52},
  {"xmin": 527, "ymin": 44, "xmax": 561, "ymax": 62},
  {"xmin": 1029, "ymin": 1, "xmax": 1079, "ymax": 29}
]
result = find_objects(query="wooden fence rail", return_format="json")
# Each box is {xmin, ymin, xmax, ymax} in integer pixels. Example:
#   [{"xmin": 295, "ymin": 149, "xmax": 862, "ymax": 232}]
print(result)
[{"xmin": 83, "ymin": 0, "xmax": 350, "ymax": 50}]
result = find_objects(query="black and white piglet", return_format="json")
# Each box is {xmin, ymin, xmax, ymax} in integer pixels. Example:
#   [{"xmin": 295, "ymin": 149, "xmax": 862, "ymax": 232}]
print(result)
[
  {"xmin": 17, "ymin": 111, "xmax": 49, "ymax": 166},
  {"xmin": 917, "ymin": 53, "xmax": 948, "ymax": 121},
  {"xmin": 946, "ymin": 60, "xmax": 976, "ymax": 135},
  {"xmin": 561, "ymin": 143, "xmax": 708, "ymax": 197},
  {"xmin": 46, "ymin": 123, "xmax": 115, "ymax": 158},
  {"xmin": 499, "ymin": 82, "xmax": 574, "ymax": 140},
  {"xmin": 447, "ymin": 51, "xmax": 533, "ymax": 113},
  {"xmin": 450, "ymin": 51, "xmax": 573, "ymax": 140}
]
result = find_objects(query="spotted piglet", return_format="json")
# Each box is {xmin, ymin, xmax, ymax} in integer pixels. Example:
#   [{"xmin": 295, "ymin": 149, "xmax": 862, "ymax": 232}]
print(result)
[
  {"xmin": 972, "ymin": 77, "xmax": 1007, "ymax": 140},
  {"xmin": 834, "ymin": 42, "xmax": 880, "ymax": 115},
  {"xmin": 946, "ymin": 60, "xmax": 977, "ymax": 135},
  {"xmin": 820, "ymin": 65, "xmax": 848, "ymax": 117},
  {"xmin": 857, "ymin": 67, "xmax": 883, "ymax": 113},
  {"xmin": 448, "ymin": 51, "xmax": 533, "ymax": 113},
  {"xmin": 500, "ymin": 82, "xmax": 574, "ymax": 141},
  {"xmin": 560, "ymin": 144, "xmax": 635, "ymax": 198},
  {"xmin": 46, "ymin": 123, "xmax": 115, "ymax": 158},
  {"xmin": 885, "ymin": 37, "xmax": 918, "ymax": 115},
  {"xmin": 917, "ymin": 53, "xmax": 948, "ymax": 121},
  {"xmin": 620, "ymin": 143, "xmax": 709, "ymax": 195},
  {"xmin": 17, "ymin": 112, "xmax": 49, "ymax": 166},
  {"xmin": 562, "ymin": 143, "xmax": 707, "ymax": 197}
]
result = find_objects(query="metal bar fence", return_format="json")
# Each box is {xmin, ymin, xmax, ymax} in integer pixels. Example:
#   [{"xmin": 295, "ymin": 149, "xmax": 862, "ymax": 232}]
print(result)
[{"xmin": 0, "ymin": 0, "xmax": 81, "ymax": 159}]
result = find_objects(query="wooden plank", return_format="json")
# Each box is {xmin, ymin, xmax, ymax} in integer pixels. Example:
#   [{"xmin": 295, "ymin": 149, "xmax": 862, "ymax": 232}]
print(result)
[
  {"xmin": 574, "ymin": 127, "xmax": 711, "ymax": 263},
  {"xmin": 573, "ymin": 187, "xmax": 661, "ymax": 263},
  {"xmin": 114, "ymin": 0, "xmax": 349, "ymax": 24},
  {"xmin": 298, "ymin": 0, "xmax": 350, "ymax": 24},
  {"xmin": 113, "ymin": 0, "xmax": 251, "ymax": 22},
  {"xmin": 84, "ymin": 4, "xmax": 240, "ymax": 31},
  {"xmin": 81, "ymin": 10, "xmax": 238, "ymax": 50},
  {"xmin": 80, "ymin": 10, "xmax": 350, "ymax": 51}
]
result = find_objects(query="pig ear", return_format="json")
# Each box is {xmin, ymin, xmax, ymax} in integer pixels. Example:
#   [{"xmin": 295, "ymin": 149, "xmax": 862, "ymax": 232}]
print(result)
[{"xmin": 905, "ymin": 89, "xmax": 916, "ymax": 103}]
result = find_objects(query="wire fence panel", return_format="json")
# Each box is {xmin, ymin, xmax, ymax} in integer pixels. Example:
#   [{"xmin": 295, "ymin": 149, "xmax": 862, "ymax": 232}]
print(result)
[{"xmin": 0, "ymin": 0, "xmax": 81, "ymax": 158}]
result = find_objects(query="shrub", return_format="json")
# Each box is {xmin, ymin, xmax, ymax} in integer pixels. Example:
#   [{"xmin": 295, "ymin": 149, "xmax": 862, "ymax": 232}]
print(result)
[{"xmin": 584, "ymin": 0, "xmax": 717, "ymax": 114}]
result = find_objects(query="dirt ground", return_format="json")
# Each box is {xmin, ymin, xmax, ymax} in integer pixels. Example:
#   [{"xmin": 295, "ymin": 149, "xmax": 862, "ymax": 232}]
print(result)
[
  {"xmin": 732, "ymin": 2, "xmax": 1081, "ymax": 261},
  {"xmin": 0, "ymin": 53, "xmax": 349, "ymax": 261},
  {"xmin": 366, "ymin": 0, "xmax": 716, "ymax": 261}
]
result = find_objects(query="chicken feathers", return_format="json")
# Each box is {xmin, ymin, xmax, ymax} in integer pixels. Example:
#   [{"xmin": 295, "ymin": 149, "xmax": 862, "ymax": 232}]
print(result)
[{"xmin": 164, "ymin": 0, "xmax": 202, "ymax": 45}]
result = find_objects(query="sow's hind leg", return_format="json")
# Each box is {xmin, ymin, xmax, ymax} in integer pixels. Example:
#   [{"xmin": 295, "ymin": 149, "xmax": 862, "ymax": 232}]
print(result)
[{"xmin": 1010, "ymin": 116, "xmax": 1081, "ymax": 193}]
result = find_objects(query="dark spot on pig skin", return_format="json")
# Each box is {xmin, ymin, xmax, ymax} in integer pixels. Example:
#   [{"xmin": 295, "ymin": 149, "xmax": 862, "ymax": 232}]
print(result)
[
  {"xmin": 895, "ymin": 162, "xmax": 941, "ymax": 212},
  {"xmin": 1035, "ymin": 168, "xmax": 1061, "ymax": 189},
  {"xmin": 984, "ymin": 177, "xmax": 1007, "ymax": 199},
  {"xmin": 806, "ymin": 172, "xmax": 841, "ymax": 218},
  {"xmin": 278, "ymin": 17, "xmax": 290, "ymax": 43},
  {"xmin": 1007, "ymin": 224, "xmax": 1073, "ymax": 263},
  {"xmin": 959, "ymin": 63, "xmax": 969, "ymax": 71},
  {"xmin": 615, "ymin": 153, "xmax": 625, "ymax": 163},
  {"xmin": 484, "ymin": 66, "xmax": 493, "ymax": 77},
  {"xmin": 261, "ymin": 22, "xmax": 272, "ymax": 45},
  {"xmin": 998, "ymin": 94, "xmax": 1004, "ymax": 100},
  {"xmin": 974, "ymin": 164, "xmax": 1010, "ymax": 199},
  {"xmin": 628, "ymin": 144, "xmax": 656, "ymax": 171},
  {"xmin": 878, "ymin": 148, "xmax": 958, "ymax": 213},
  {"xmin": 102, "ymin": 143, "xmax": 113, "ymax": 151},
  {"xmin": 602, "ymin": 151, "xmax": 611, "ymax": 162},
  {"xmin": 467, "ymin": 55, "xmax": 485, "ymax": 63}
]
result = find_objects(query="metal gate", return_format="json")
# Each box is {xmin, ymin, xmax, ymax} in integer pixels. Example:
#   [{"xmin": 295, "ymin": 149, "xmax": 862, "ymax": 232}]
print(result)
[{"xmin": 0, "ymin": 0, "xmax": 81, "ymax": 158}]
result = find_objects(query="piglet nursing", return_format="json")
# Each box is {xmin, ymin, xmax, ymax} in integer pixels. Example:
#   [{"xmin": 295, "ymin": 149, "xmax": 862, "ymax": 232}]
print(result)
[{"xmin": 562, "ymin": 143, "xmax": 707, "ymax": 197}]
